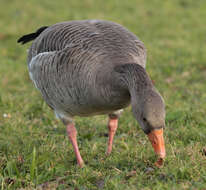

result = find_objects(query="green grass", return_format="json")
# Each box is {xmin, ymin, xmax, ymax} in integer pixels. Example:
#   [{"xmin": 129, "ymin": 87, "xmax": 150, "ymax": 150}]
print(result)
[{"xmin": 1, "ymin": 0, "xmax": 206, "ymax": 189}]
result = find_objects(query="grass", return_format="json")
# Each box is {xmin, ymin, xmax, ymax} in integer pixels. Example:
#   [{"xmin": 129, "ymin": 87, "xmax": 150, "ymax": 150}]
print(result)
[{"xmin": 0, "ymin": 0, "xmax": 206, "ymax": 189}]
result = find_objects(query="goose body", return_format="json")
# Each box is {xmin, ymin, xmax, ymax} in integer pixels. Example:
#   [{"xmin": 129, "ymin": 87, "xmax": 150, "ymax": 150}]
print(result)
[
  {"xmin": 27, "ymin": 20, "xmax": 146, "ymax": 120},
  {"xmin": 18, "ymin": 20, "xmax": 166, "ymax": 167}
]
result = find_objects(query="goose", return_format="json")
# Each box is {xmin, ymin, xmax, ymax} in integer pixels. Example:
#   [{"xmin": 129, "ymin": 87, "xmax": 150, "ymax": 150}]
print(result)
[{"xmin": 18, "ymin": 20, "xmax": 166, "ymax": 168}]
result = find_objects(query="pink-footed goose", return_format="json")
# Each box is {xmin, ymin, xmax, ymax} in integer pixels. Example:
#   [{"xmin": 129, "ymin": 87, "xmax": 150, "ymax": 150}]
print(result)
[{"xmin": 18, "ymin": 20, "xmax": 166, "ymax": 168}]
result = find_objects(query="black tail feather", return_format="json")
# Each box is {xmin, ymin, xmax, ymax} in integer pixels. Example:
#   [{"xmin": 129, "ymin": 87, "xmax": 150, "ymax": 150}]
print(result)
[{"xmin": 17, "ymin": 26, "xmax": 49, "ymax": 44}]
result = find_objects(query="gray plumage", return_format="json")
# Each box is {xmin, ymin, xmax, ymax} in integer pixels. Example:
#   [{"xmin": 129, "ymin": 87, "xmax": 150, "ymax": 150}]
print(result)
[{"xmin": 21, "ymin": 20, "xmax": 165, "ymax": 134}]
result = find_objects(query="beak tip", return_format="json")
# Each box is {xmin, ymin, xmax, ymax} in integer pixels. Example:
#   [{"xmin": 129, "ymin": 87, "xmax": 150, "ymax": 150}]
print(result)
[
  {"xmin": 155, "ymin": 158, "xmax": 164, "ymax": 168},
  {"xmin": 160, "ymin": 152, "xmax": 166, "ymax": 159}
]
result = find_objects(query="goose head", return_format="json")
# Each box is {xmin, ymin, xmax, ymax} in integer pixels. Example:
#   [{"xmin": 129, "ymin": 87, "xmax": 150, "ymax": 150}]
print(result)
[
  {"xmin": 131, "ymin": 88, "xmax": 166, "ymax": 159},
  {"xmin": 114, "ymin": 63, "xmax": 166, "ymax": 160}
]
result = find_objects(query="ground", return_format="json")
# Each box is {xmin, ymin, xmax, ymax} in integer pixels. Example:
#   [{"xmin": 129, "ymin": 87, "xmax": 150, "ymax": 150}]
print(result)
[{"xmin": 0, "ymin": 0, "xmax": 206, "ymax": 189}]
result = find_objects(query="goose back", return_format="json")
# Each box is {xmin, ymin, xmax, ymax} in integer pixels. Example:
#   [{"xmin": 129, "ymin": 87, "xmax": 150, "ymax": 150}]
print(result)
[{"xmin": 28, "ymin": 20, "xmax": 146, "ymax": 66}]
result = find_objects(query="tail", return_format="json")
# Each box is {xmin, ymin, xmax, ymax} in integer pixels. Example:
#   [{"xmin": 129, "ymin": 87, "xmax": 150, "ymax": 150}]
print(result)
[{"xmin": 17, "ymin": 26, "xmax": 49, "ymax": 44}]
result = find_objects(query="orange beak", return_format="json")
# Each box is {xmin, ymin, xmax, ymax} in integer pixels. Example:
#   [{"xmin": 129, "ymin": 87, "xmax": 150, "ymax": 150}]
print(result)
[{"xmin": 147, "ymin": 129, "xmax": 166, "ymax": 159}]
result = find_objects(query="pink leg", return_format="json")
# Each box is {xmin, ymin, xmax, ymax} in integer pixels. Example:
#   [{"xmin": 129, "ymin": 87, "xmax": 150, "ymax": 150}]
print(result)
[
  {"xmin": 66, "ymin": 123, "xmax": 84, "ymax": 168},
  {"xmin": 106, "ymin": 117, "xmax": 118, "ymax": 155}
]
